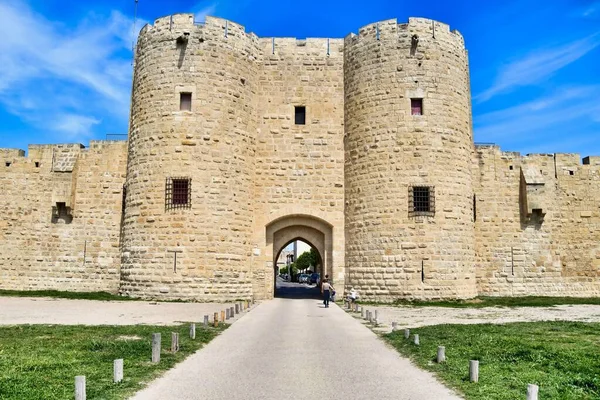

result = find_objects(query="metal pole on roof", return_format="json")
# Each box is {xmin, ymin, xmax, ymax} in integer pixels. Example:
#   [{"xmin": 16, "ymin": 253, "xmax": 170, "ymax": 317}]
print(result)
[{"xmin": 131, "ymin": 0, "xmax": 139, "ymax": 65}]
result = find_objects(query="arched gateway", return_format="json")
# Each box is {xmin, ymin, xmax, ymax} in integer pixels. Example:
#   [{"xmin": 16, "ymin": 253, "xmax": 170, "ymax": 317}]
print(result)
[{"xmin": 262, "ymin": 214, "xmax": 340, "ymax": 298}]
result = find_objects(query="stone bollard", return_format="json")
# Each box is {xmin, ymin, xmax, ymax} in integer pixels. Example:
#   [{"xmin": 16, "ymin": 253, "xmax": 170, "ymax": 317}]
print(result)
[
  {"xmin": 171, "ymin": 332, "xmax": 179, "ymax": 352},
  {"xmin": 527, "ymin": 384, "xmax": 539, "ymax": 400},
  {"xmin": 204, "ymin": 315, "xmax": 209, "ymax": 327},
  {"xmin": 152, "ymin": 333, "xmax": 161, "ymax": 363},
  {"xmin": 113, "ymin": 359, "xmax": 123, "ymax": 383},
  {"xmin": 230, "ymin": 306, "xmax": 234, "ymax": 318},
  {"xmin": 404, "ymin": 328, "xmax": 410, "ymax": 339},
  {"xmin": 226, "ymin": 308, "xmax": 230, "ymax": 320},
  {"xmin": 392, "ymin": 322, "xmax": 398, "ymax": 331},
  {"xmin": 214, "ymin": 312, "xmax": 219, "ymax": 327},
  {"xmin": 75, "ymin": 376, "xmax": 86, "ymax": 400},
  {"xmin": 360, "ymin": 307, "xmax": 365, "ymax": 318},
  {"xmin": 469, "ymin": 360, "xmax": 479, "ymax": 383},
  {"xmin": 414, "ymin": 334, "xmax": 420, "ymax": 345},
  {"xmin": 374, "ymin": 310, "xmax": 378, "ymax": 321},
  {"xmin": 437, "ymin": 346, "xmax": 445, "ymax": 363},
  {"xmin": 190, "ymin": 323, "xmax": 196, "ymax": 339},
  {"xmin": 235, "ymin": 303, "xmax": 240, "ymax": 314},
  {"xmin": 221, "ymin": 310, "xmax": 225, "ymax": 322}
]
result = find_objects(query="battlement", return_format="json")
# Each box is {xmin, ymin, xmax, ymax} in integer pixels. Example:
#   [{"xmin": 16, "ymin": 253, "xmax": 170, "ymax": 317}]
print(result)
[
  {"xmin": 140, "ymin": 14, "xmax": 259, "ymax": 42},
  {"xmin": 476, "ymin": 145, "xmax": 600, "ymax": 174},
  {"xmin": 258, "ymin": 37, "xmax": 344, "ymax": 57},
  {"xmin": 344, "ymin": 17, "xmax": 464, "ymax": 47}
]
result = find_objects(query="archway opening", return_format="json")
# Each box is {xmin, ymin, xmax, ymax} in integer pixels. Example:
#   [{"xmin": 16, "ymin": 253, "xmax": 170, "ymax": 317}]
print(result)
[{"xmin": 274, "ymin": 239, "xmax": 323, "ymax": 299}]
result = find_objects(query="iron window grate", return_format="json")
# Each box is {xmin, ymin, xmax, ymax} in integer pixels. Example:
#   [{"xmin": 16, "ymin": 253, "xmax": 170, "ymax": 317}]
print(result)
[
  {"xmin": 165, "ymin": 177, "xmax": 192, "ymax": 211},
  {"xmin": 409, "ymin": 185, "xmax": 435, "ymax": 217}
]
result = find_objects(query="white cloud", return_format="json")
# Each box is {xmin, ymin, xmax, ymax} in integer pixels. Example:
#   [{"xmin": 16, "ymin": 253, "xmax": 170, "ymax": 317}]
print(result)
[
  {"xmin": 0, "ymin": 0, "xmax": 144, "ymax": 142},
  {"xmin": 194, "ymin": 2, "xmax": 217, "ymax": 22},
  {"xmin": 51, "ymin": 114, "xmax": 101, "ymax": 140},
  {"xmin": 475, "ymin": 32, "xmax": 600, "ymax": 102},
  {"xmin": 474, "ymin": 85, "xmax": 600, "ymax": 152}
]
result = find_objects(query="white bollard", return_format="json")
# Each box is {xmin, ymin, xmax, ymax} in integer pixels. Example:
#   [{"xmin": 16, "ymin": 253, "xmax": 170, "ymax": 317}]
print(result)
[
  {"xmin": 527, "ymin": 384, "xmax": 539, "ymax": 400},
  {"xmin": 113, "ymin": 359, "xmax": 123, "ymax": 383},
  {"xmin": 152, "ymin": 333, "xmax": 161, "ymax": 363},
  {"xmin": 469, "ymin": 360, "xmax": 479, "ymax": 383},
  {"xmin": 75, "ymin": 376, "xmax": 86, "ymax": 400},
  {"xmin": 404, "ymin": 328, "xmax": 410, "ymax": 339},
  {"xmin": 437, "ymin": 346, "xmax": 445, "ymax": 363},
  {"xmin": 392, "ymin": 322, "xmax": 398, "ymax": 331},
  {"xmin": 171, "ymin": 332, "xmax": 179, "ymax": 352},
  {"xmin": 190, "ymin": 323, "xmax": 196, "ymax": 339},
  {"xmin": 414, "ymin": 334, "xmax": 420, "ymax": 345}
]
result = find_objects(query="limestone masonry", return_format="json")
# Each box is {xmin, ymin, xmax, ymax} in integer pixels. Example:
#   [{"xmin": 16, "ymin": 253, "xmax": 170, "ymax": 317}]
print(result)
[{"xmin": 1, "ymin": 15, "xmax": 599, "ymax": 301}]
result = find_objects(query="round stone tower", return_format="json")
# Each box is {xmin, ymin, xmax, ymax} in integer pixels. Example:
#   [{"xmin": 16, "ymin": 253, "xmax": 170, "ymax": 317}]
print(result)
[
  {"xmin": 344, "ymin": 18, "xmax": 476, "ymax": 301},
  {"xmin": 120, "ymin": 14, "xmax": 259, "ymax": 300}
]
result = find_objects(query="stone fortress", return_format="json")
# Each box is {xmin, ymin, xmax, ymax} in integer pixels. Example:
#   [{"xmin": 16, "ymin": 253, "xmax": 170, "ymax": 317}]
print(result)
[{"xmin": 1, "ymin": 14, "xmax": 599, "ymax": 301}]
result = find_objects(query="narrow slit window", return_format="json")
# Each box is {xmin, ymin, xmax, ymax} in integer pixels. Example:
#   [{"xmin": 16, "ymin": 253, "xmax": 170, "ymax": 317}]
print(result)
[
  {"xmin": 409, "ymin": 186, "xmax": 435, "ymax": 217},
  {"xmin": 411, "ymin": 98, "xmax": 423, "ymax": 115},
  {"xmin": 165, "ymin": 177, "xmax": 192, "ymax": 210},
  {"xmin": 35, "ymin": 162, "xmax": 40, "ymax": 168},
  {"xmin": 180, "ymin": 92, "xmax": 192, "ymax": 111},
  {"xmin": 295, "ymin": 106, "xmax": 306, "ymax": 125}
]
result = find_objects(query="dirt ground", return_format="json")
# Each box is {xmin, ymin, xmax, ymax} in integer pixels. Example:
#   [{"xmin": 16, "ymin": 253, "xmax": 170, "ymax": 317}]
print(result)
[
  {"xmin": 354, "ymin": 304, "xmax": 600, "ymax": 332},
  {"xmin": 0, "ymin": 297, "xmax": 249, "ymax": 326}
]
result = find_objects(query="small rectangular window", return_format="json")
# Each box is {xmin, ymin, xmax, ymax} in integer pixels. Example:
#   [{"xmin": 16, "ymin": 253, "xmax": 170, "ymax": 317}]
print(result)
[
  {"xmin": 411, "ymin": 98, "xmax": 423, "ymax": 115},
  {"xmin": 409, "ymin": 185, "xmax": 435, "ymax": 217},
  {"xmin": 180, "ymin": 92, "xmax": 192, "ymax": 111},
  {"xmin": 165, "ymin": 177, "xmax": 192, "ymax": 210},
  {"xmin": 5, "ymin": 162, "xmax": 11, "ymax": 167},
  {"xmin": 295, "ymin": 106, "xmax": 306, "ymax": 125},
  {"xmin": 35, "ymin": 162, "xmax": 40, "ymax": 168}
]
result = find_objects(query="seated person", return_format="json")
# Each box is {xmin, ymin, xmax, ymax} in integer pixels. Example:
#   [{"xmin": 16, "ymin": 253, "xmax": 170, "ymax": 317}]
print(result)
[{"xmin": 347, "ymin": 287, "xmax": 359, "ymax": 303}]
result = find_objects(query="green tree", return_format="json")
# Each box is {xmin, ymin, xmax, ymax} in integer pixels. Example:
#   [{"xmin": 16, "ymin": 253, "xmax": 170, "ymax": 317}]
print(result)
[{"xmin": 295, "ymin": 248, "xmax": 321, "ymax": 272}]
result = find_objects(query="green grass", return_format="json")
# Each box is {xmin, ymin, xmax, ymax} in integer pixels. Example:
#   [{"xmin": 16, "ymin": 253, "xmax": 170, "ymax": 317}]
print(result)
[
  {"xmin": 384, "ymin": 321, "xmax": 600, "ymax": 399},
  {"xmin": 0, "ymin": 323, "xmax": 224, "ymax": 399},
  {"xmin": 359, "ymin": 296, "xmax": 600, "ymax": 308}
]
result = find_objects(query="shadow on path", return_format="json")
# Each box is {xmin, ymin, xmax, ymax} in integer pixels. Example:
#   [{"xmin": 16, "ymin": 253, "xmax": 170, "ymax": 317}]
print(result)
[{"xmin": 275, "ymin": 279, "xmax": 322, "ymax": 300}]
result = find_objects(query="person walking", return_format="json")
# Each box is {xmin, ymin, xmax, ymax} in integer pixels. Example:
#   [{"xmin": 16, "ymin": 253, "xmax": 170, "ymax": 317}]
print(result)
[{"xmin": 321, "ymin": 279, "xmax": 334, "ymax": 308}]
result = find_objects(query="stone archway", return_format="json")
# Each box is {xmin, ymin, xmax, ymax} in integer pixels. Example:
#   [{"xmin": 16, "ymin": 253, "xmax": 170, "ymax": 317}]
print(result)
[{"xmin": 265, "ymin": 215, "xmax": 334, "ymax": 297}]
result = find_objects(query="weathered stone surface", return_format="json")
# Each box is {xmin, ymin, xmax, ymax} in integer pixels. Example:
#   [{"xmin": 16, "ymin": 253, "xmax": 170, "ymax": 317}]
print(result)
[{"xmin": 1, "ymin": 15, "xmax": 599, "ymax": 301}]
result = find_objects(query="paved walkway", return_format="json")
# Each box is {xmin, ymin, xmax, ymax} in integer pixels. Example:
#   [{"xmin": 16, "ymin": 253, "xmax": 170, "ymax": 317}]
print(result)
[{"xmin": 131, "ymin": 295, "xmax": 461, "ymax": 400}]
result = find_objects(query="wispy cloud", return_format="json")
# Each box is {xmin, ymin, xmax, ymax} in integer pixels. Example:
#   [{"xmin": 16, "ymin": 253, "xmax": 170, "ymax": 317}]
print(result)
[
  {"xmin": 194, "ymin": 2, "xmax": 217, "ymax": 22},
  {"xmin": 0, "ymin": 0, "xmax": 144, "ymax": 143},
  {"xmin": 475, "ymin": 32, "xmax": 600, "ymax": 102},
  {"xmin": 474, "ymin": 85, "xmax": 600, "ymax": 154},
  {"xmin": 582, "ymin": 2, "xmax": 600, "ymax": 17}
]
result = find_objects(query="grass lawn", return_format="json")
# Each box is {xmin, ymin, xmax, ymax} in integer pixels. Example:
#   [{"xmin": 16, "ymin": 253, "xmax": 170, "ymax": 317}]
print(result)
[
  {"xmin": 360, "ymin": 296, "xmax": 600, "ymax": 308},
  {"xmin": 0, "ymin": 323, "xmax": 224, "ymax": 399},
  {"xmin": 384, "ymin": 321, "xmax": 600, "ymax": 399}
]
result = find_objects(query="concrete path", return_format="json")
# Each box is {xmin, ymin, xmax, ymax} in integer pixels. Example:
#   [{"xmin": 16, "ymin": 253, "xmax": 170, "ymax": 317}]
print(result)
[{"xmin": 131, "ymin": 296, "xmax": 461, "ymax": 400}]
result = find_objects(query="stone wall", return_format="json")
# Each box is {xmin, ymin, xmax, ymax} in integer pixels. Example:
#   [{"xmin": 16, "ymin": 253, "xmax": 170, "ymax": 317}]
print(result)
[
  {"xmin": 120, "ymin": 15, "xmax": 260, "ymax": 300},
  {"xmin": 250, "ymin": 35, "xmax": 345, "ymax": 299},
  {"xmin": 474, "ymin": 146, "xmax": 600, "ymax": 296},
  {"xmin": 1, "ymin": 13, "xmax": 598, "ymax": 301},
  {"xmin": 0, "ymin": 142, "xmax": 126, "ymax": 292},
  {"xmin": 344, "ymin": 18, "xmax": 476, "ymax": 301}
]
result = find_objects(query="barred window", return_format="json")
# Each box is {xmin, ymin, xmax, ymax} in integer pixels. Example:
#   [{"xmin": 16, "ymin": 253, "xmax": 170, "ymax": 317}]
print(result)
[
  {"xmin": 165, "ymin": 177, "xmax": 191, "ymax": 210},
  {"xmin": 409, "ymin": 186, "xmax": 435, "ymax": 217}
]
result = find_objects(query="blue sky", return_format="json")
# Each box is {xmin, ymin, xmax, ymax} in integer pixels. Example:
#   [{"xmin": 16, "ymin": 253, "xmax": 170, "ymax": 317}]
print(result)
[{"xmin": 0, "ymin": 0, "xmax": 599, "ymax": 156}]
